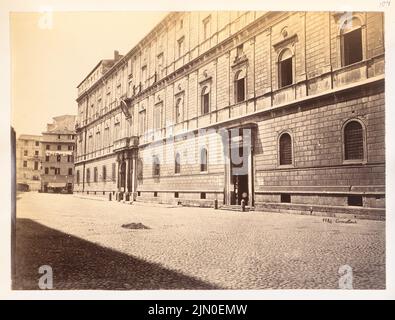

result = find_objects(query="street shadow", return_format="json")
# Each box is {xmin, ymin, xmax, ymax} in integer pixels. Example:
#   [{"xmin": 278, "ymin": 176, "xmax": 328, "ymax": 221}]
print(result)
[{"xmin": 13, "ymin": 218, "xmax": 220, "ymax": 290}]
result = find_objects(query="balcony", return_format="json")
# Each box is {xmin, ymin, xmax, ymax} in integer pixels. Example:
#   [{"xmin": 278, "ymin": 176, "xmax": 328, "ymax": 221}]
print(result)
[{"xmin": 113, "ymin": 136, "xmax": 139, "ymax": 152}]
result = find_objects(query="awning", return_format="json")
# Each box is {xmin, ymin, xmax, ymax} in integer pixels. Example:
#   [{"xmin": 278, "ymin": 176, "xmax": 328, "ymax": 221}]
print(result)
[{"xmin": 47, "ymin": 182, "xmax": 67, "ymax": 188}]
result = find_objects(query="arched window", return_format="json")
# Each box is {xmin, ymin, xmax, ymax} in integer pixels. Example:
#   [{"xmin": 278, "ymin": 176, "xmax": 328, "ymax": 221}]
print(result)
[
  {"xmin": 152, "ymin": 155, "xmax": 160, "ymax": 177},
  {"xmin": 175, "ymin": 98, "xmax": 182, "ymax": 124},
  {"xmin": 279, "ymin": 133, "xmax": 292, "ymax": 165},
  {"xmin": 344, "ymin": 121, "xmax": 364, "ymax": 160},
  {"xmin": 235, "ymin": 70, "xmax": 246, "ymax": 103},
  {"xmin": 175, "ymin": 153, "xmax": 181, "ymax": 174},
  {"xmin": 201, "ymin": 86, "xmax": 210, "ymax": 115},
  {"xmin": 86, "ymin": 168, "xmax": 90, "ymax": 184},
  {"xmin": 200, "ymin": 148, "xmax": 208, "ymax": 172},
  {"xmin": 341, "ymin": 17, "xmax": 363, "ymax": 66},
  {"xmin": 278, "ymin": 49, "xmax": 293, "ymax": 88}
]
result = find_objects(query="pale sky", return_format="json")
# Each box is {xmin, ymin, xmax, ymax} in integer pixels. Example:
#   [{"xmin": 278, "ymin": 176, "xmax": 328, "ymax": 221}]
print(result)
[{"xmin": 11, "ymin": 11, "xmax": 168, "ymax": 136}]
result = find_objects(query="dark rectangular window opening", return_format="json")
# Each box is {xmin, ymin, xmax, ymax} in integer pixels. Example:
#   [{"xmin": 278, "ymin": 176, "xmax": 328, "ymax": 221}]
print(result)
[
  {"xmin": 200, "ymin": 192, "xmax": 206, "ymax": 199},
  {"xmin": 202, "ymin": 93, "xmax": 209, "ymax": 114},
  {"xmin": 236, "ymin": 78, "xmax": 245, "ymax": 103},
  {"xmin": 281, "ymin": 194, "xmax": 291, "ymax": 203},
  {"xmin": 175, "ymin": 192, "xmax": 179, "ymax": 198},
  {"xmin": 348, "ymin": 195, "xmax": 363, "ymax": 206},
  {"xmin": 343, "ymin": 28, "xmax": 363, "ymax": 66},
  {"xmin": 138, "ymin": 191, "xmax": 141, "ymax": 197},
  {"xmin": 280, "ymin": 58, "xmax": 293, "ymax": 88},
  {"xmin": 154, "ymin": 191, "xmax": 158, "ymax": 197}
]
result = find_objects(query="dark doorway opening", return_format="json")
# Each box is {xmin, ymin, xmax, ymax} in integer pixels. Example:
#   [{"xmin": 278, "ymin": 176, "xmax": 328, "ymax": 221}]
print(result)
[{"xmin": 230, "ymin": 143, "xmax": 249, "ymax": 206}]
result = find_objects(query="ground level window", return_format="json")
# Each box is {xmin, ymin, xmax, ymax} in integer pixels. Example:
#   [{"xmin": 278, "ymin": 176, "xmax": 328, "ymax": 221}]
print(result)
[
  {"xmin": 200, "ymin": 192, "xmax": 206, "ymax": 199},
  {"xmin": 175, "ymin": 192, "xmax": 179, "ymax": 198},
  {"xmin": 281, "ymin": 194, "xmax": 291, "ymax": 203},
  {"xmin": 154, "ymin": 191, "xmax": 158, "ymax": 197},
  {"xmin": 348, "ymin": 195, "xmax": 363, "ymax": 206}
]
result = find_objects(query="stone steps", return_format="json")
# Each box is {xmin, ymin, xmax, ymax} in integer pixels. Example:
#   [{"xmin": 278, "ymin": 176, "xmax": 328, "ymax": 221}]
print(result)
[{"xmin": 219, "ymin": 205, "xmax": 255, "ymax": 212}]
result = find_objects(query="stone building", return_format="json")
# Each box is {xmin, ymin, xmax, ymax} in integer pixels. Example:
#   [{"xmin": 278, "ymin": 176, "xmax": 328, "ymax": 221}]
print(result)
[
  {"xmin": 16, "ymin": 134, "xmax": 42, "ymax": 191},
  {"xmin": 41, "ymin": 115, "xmax": 76, "ymax": 193},
  {"xmin": 74, "ymin": 11, "xmax": 385, "ymax": 219}
]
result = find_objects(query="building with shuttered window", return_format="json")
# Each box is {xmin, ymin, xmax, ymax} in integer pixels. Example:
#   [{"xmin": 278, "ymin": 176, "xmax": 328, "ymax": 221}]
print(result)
[{"xmin": 74, "ymin": 11, "xmax": 385, "ymax": 219}]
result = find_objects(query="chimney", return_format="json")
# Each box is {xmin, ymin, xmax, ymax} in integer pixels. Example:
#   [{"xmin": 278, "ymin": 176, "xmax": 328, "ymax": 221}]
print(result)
[{"xmin": 114, "ymin": 50, "xmax": 122, "ymax": 61}]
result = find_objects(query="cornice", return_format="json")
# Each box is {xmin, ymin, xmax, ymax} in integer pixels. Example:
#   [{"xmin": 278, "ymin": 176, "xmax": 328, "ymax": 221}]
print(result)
[{"xmin": 76, "ymin": 11, "xmax": 285, "ymax": 103}]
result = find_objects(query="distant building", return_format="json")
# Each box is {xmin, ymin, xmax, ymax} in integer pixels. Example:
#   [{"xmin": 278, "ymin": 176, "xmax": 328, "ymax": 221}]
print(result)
[
  {"xmin": 16, "ymin": 134, "xmax": 42, "ymax": 191},
  {"xmin": 40, "ymin": 115, "xmax": 76, "ymax": 193}
]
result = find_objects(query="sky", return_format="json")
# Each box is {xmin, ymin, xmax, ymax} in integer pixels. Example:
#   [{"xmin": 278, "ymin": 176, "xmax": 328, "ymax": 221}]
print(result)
[{"xmin": 10, "ymin": 11, "xmax": 168, "ymax": 136}]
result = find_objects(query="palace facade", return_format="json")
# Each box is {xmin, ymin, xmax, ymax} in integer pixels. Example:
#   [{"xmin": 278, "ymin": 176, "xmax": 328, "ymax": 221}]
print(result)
[{"xmin": 74, "ymin": 11, "xmax": 385, "ymax": 219}]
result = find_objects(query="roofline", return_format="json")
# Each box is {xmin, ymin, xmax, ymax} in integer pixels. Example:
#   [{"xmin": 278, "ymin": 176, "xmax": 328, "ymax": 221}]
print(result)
[
  {"xmin": 77, "ymin": 60, "xmax": 108, "ymax": 89},
  {"xmin": 76, "ymin": 11, "xmax": 176, "ymax": 100}
]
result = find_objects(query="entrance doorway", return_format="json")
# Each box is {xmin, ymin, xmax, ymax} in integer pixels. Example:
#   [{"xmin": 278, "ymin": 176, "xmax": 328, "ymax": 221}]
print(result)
[
  {"xmin": 224, "ymin": 125, "xmax": 255, "ymax": 207},
  {"xmin": 230, "ymin": 144, "xmax": 250, "ymax": 205}
]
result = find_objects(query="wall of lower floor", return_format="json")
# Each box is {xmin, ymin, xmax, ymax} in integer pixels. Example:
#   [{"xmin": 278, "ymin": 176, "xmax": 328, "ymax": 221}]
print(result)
[{"xmin": 73, "ymin": 83, "xmax": 385, "ymax": 220}]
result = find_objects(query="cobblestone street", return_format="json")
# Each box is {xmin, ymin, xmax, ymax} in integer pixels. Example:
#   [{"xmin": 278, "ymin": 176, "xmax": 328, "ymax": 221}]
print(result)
[{"xmin": 14, "ymin": 193, "xmax": 385, "ymax": 290}]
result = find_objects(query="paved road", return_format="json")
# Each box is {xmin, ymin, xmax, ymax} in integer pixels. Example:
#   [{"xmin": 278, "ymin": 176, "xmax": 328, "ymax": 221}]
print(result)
[{"xmin": 14, "ymin": 192, "xmax": 385, "ymax": 290}]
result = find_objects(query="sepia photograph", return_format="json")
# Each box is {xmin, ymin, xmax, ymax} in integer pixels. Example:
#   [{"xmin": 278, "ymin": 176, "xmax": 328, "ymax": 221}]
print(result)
[{"xmin": 1, "ymin": 0, "xmax": 394, "ymax": 302}]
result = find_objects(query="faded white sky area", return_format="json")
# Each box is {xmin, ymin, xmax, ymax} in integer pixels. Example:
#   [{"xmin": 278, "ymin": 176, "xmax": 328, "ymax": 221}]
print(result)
[{"xmin": 11, "ymin": 11, "xmax": 168, "ymax": 136}]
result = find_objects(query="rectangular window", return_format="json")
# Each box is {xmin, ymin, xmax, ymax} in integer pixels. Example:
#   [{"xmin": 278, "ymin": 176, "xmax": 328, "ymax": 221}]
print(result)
[
  {"xmin": 34, "ymin": 161, "xmax": 39, "ymax": 170},
  {"xmin": 175, "ymin": 192, "xmax": 179, "ymax": 198},
  {"xmin": 202, "ymin": 91, "xmax": 209, "ymax": 114},
  {"xmin": 35, "ymin": 150, "xmax": 39, "ymax": 156},
  {"xmin": 157, "ymin": 53, "xmax": 164, "ymax": 77},
  {"xmin": 139, "ymin": 110, "xmax": 146, "ymax": 135},
  {"xmin": 348, "ymin": 195, "xmax": 363, "ymax": 206},
  {"xmin": 23, "ymin": 161, "xmax": 27, "ymax": 167},
  {"xmin": 112, "ymin": 163, "xmax": 116, "ymax": 181},
  {"xmin": 141, "ymin": 65, "xmax": 147, "ymax": 86},
  {"xmin": 57, "ymin": 155, "xmax": 61, "ymax": 162},
  {"xmin": 55, "ymin": 168, "xmax": 60, "ymax": 175},
  {"xmin": 200, "ymin": 192, "xmax": 206, "ymax": 199},
  {"xmin": 45, "ymin": 155, "xmax": 50, "ymax": 162},
  {"xmin": 94, "ymin": 167, "xmax": 98, "ymax": 182},
  {"xmin": 68, "ymin": 168, "xmax": 73, "ymax": 175},
  {"xmin": 203, "ymin": 16, "xmax": 211, "ymax": 40},
  {"xmin": 281, "ymin": 194, "xmax": 291, "ymax": 203},
  {"xmin": 57, "ymin": 145, "xmax": 61, "ymax": 150},
  {"xmin": 154, "ymin": 191, "xmax": 158, "ymax": 197},
  {"xmin": 46, "ymin": 145, "xmax": 50, "ymax": 150},
  {"xmin": 236, "ymin": 44, "xmax": 244, "ymax": 58},
  {"xmin": 177, "ymin": 37, "xmax": 184, "ymax": 58},
  {"xmin": 280, "ymin": 58, "xmax": 293, "ymax": 88},
  {"xmin": 68, "ymin": 145, "xmax": 72, "ymax": 150},
  {"xmin": 24, "ymin": 150, "xmax": 28, "ymax": 156},
  {"xmin": 45, "ymin": 167, "xmax": 49, "ymax": 174},
  {"xmin": 154, "ymin": 104, "xmax": 162, "ymax": 130},
  {"xmin": 114, "ymin": 123, "xmax": 120, "ymax": 141},
  {"xmin": 236, "ymin": 78, "xmax": 245, "ymax": 103},
  {"xmin": 76, "ymin": 170, "xmax": 80, "ymax": 184},
  {"xmin": 343, "ymin": 28, "xmax": 363, "ymax": 66},
  {"xmin": 102, "ymin": 166, "xmax": 107, "ymax": 181},
  {"xmin": 35, "ymin": 141, "xmax": 39, "ymax": 146}
]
